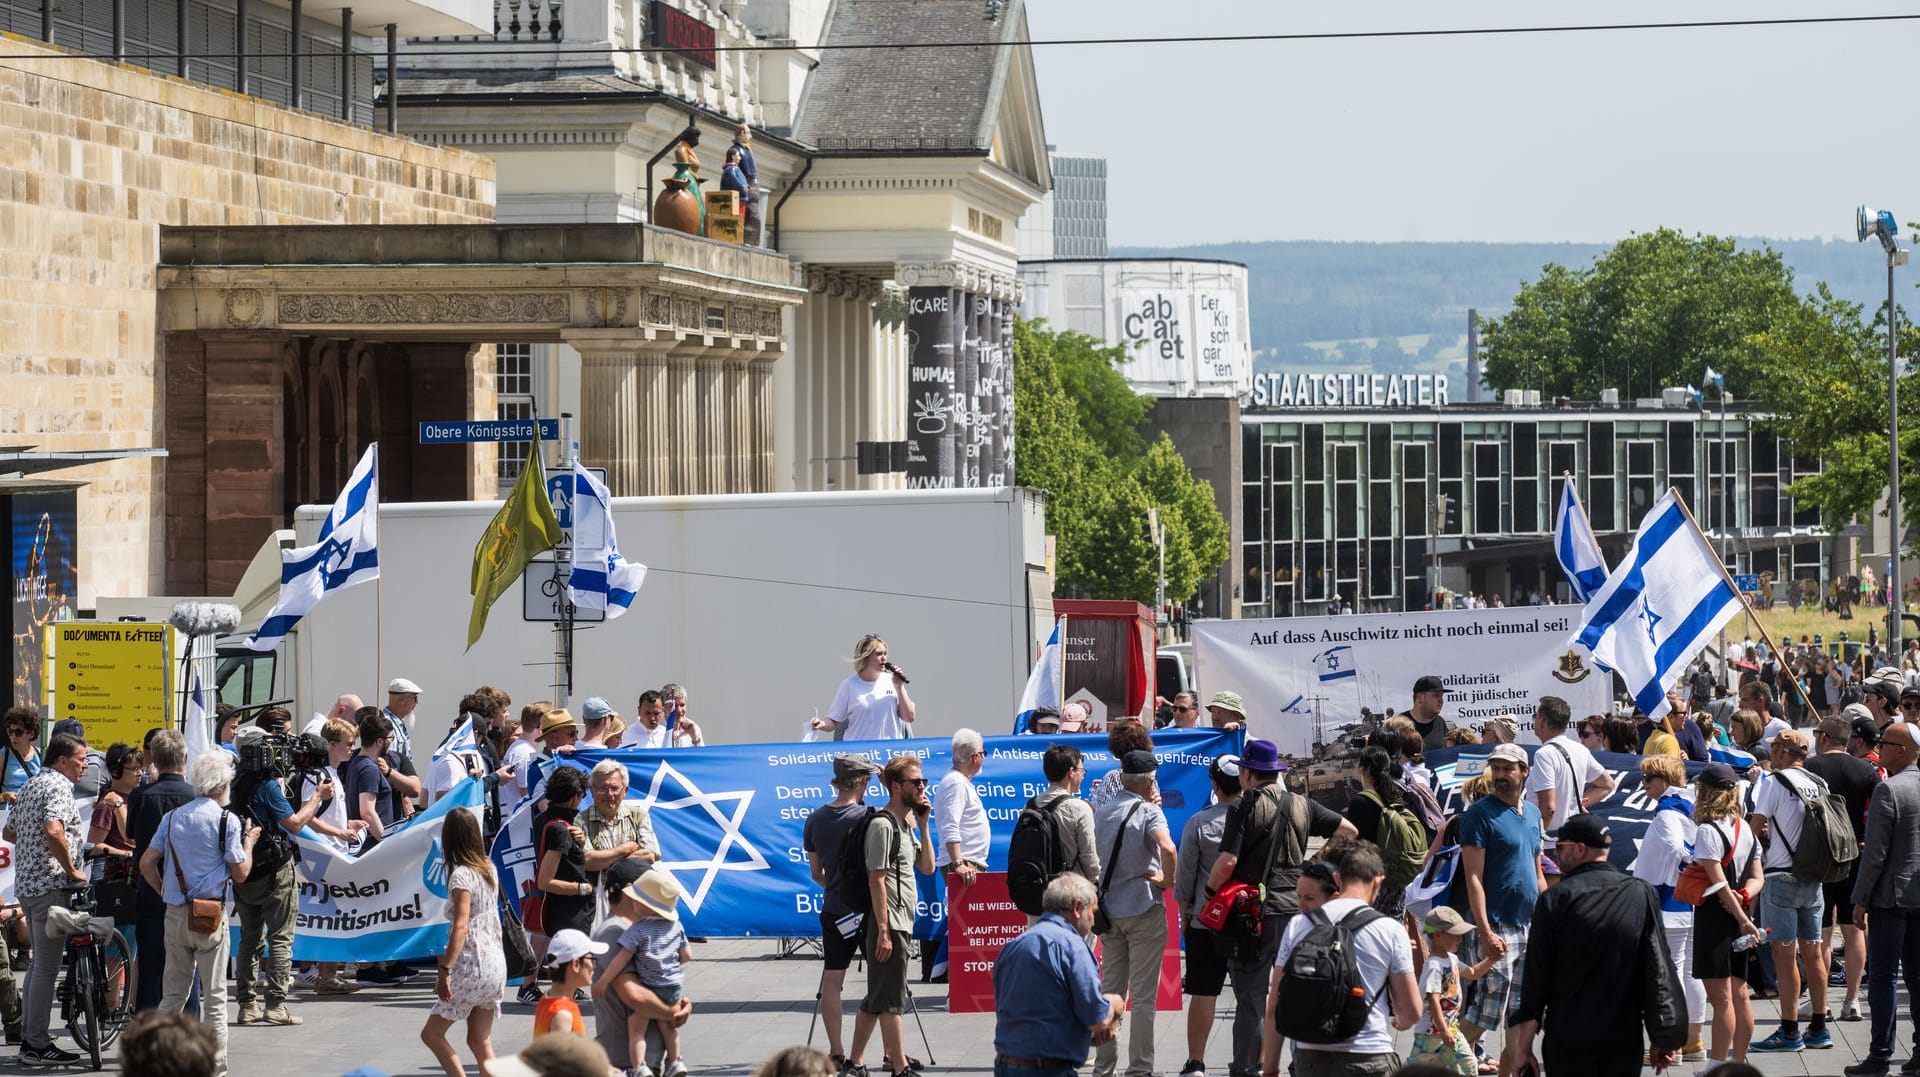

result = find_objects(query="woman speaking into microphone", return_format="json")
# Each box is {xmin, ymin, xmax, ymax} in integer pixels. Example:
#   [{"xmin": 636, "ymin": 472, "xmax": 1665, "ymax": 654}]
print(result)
[{"xmin": 812, "ymin": 634, "xmax": 917, "ymax": 741}]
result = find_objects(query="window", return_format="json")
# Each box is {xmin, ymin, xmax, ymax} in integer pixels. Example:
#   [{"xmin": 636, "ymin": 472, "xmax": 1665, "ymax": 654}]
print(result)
[
  {"xmin": 1513, "ymin": 423, "xmax": 1537, "ymax": 476},
  {"xmin": 1627, "ymin": 440, "xmax": 1658, "ymax": 519},
  {"xmin": 495, "ymin": 343, "xmax": 537, "ymax": 496},
  {"xmin": 1473, "ymin": 442, "xmax": 1502, "ymax": 533}
]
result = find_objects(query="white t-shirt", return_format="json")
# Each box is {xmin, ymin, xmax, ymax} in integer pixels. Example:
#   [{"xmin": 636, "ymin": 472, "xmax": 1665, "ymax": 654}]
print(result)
[
  {"xmin": 1693, "ymin": 815, "xmax": 1757, "ymax": 880},
  {"xmin": 1524, "ymin": 734, "xmax": 1606, "ymax": 832},
  {"xmin": 630, "ymin": 721, "xmax": 696, "ymax": 750},
  {"xmin": 934, "ymin": 769, "xmax": 990, "ymax": 868},
  {"xmin": 1274, "ymin": 897, "xmax": 1413, "ymax": 1055},
  {"xmin": 1753, "ymin": 768, "xmax": 1819, "ymax": 874},
  {"xmin": 828, "ymin": 674, "xmax": 904, "ymax": 741},
  {"xmin": 501, "ymin": 738, "xmax": 538, "ymax": 805},
  {"xmin": 424, "ymin": 750, "xmax": 480, "ymax": 808},
  {"xmin": 1758, "ymin": 717, "xmax": 1791, "ymax": 752}
]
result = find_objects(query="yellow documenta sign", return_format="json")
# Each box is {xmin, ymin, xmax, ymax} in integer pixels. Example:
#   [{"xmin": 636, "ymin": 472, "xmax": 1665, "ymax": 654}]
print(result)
[{"xmin": 43, "ymin": 623, "xmax": 173, "ymax": 748}]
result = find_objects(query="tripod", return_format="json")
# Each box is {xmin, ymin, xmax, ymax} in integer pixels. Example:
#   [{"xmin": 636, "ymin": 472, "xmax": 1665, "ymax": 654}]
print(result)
[{"xmin": 803, "ymin": 941, "xmax": 937, "ymax": 1069}]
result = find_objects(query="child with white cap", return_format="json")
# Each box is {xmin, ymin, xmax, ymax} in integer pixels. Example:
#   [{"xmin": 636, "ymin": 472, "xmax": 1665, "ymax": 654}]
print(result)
[
  {"xmin": 599, "ymin": 867, "xmax": 694, "ymax": 1077},
  {"xmin": 534, "ymin": 929, "xmax": 610, "ymax": 1039}
]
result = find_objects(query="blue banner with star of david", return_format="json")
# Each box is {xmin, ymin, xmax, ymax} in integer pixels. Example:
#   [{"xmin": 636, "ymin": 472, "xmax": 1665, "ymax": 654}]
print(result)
[{"xmin": 489, "ymin": 728, "xmax": 1243, "ymax": 938}]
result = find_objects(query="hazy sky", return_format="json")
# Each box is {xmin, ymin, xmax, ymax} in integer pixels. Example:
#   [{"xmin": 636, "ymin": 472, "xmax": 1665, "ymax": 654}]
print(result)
[{"xmin": 1025, "ymin": 1, "xmax": 1918, "ymax": 247}]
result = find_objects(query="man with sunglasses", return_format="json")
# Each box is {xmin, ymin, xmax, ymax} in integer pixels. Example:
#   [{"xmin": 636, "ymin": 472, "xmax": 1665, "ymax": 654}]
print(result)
[
  {"xmin": 1167, "ymin": 694, "xmax": 1202, "ymax": 730},
  {"xmin": 841, "ymin": 755, "xmax": 934, "ymax": 1077}
]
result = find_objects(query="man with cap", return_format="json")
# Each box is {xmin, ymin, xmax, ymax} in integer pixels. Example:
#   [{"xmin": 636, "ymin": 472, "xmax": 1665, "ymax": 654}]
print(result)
[
  {"xmin": 1404, "ymin": 676, "xmax": 1452, "ymax": 752},
  {"xmin": 590, "ymin": 858, "xmax": 692, "ymax": 1075},
  {"xmin": 1509, "ymin": 814, "xmax": 1686, "ymax": 1077},
  {"xmin": 1449, "ymin": 742, "xmax": 1545, "ymax": 1077},
  {"xmin": 1173, "ymin": 756, "xmax": 1242, "ymax": 1077},
  {"xmin": 1864, "ymin": 672, "xmax": 1903, "ymax": 731},
  {"xmin": 1205, "ymin": 740, "xmax": 1353, "ymax": 1077},
  {"xmin": 804, "ymin": 753, "xmax": 881, "ymax": 1067},
  {"xmin": 1205, "ymin": 693, "xmax": 1246, "ymax": 733},
  {"xmin": 1026, "ymin": 708, "xmax": 1062, "ymax": 736},
  {"xmin": 1900, "ymin": 685, "xmax": 1920, "ymax": 727},
  {"xmin": 578, "ymin": 698, "xmax": 618, "ymax": 749},
  {"xmin": 541, "ymin": 709, "xmax": 580, "ymax": 756},
  {"xmin": 1851, "ymin": 710, "xmax": 1888, "ymax": 776},
  {"xmin": 1846, "ymin": 721, "xmax": 1920, "ymax": 1077},
  {"xmin": 1091, "ymin": 750, "xmax": 1178, "ymax": 1077},
  {"xmin": 1809, "ymin": 715, "xmax": 1881, "ymax": 1024},
  {"xmin": 380, "ymin": 679, "xmax": 425, "ymax": 816}
]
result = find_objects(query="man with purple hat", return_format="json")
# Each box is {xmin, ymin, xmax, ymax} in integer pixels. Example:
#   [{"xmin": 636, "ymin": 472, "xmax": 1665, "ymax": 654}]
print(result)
[{"xmin": 1203, "ymin": 740, "xmax": 1353, "ymax": 1077}]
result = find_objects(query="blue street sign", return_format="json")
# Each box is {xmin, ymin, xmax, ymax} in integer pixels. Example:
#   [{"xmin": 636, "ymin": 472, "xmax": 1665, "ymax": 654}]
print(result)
[
  {"xmin": 417, "ymin": 418, "xmax": 560, "ymax": 444},
  {"xmin": 546, "ymin": 467, "xmax": 606, "ymax": 530},
  {"xmin": 1733, "ymin": 573, "xmax": 1760, "ymax": 594}
]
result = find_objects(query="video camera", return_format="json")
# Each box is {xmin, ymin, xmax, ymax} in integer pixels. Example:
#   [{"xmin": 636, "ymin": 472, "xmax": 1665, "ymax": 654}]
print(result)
[{"xmin": 235, "ymin": 730, "xmax": 292, "ymax": 778}]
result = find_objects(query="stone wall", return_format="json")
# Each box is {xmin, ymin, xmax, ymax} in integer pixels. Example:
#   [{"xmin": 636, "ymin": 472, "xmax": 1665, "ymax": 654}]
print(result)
[{"xmin": 0, "ymin": 32, "xmax": 496, "ymax": 603}]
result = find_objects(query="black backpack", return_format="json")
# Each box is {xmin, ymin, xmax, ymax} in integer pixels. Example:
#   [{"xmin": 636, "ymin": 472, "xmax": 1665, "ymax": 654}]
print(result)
[
  {"xmin": 1275, "ymin": 905, "xmax": 1389, "ymax": 1044},
  {"xmin": 834, "ymin": 809, "xmax": 896, "ymax": 916},
  {"xmin": 1006, "ymin": 795, "xmax": 1070, "ymax": 915},
  {"xmin": 230, "ymin": 770, "xmax": 298, "ymax": 874}
]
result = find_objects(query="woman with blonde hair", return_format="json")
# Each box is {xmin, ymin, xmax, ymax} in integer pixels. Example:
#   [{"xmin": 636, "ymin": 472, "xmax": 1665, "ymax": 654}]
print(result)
[
  {"xmin": 811, "ymin": 634, "xmax": 916, "ymax": 740},
  {"xmin": 1631, "ymin": 754, "xmax": 1706, "ymax": 1061},
  {"xmin": 421, "ymin": 807, "xmax": 506, "ymax": 1076},
  {"xmin": 1691, "ymin": 763, "xmax": 1766, "ymax": 1070}
]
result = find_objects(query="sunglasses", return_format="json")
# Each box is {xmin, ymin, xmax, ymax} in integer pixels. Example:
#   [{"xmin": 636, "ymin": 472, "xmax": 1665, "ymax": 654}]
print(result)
[
  {"xmin": 1172, "ymin": 705, "xmax": 1194, "ymax": 713},
  {"xmin": 899, "ymin": 777, "xmax": 928, "ymax": 788}
]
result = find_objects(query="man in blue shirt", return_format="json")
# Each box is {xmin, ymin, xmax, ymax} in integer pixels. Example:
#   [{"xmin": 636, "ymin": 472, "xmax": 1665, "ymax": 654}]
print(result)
[
  {"xmin": 993, "ymin": 873, "xmax": 1122, "ymax": 1077},
  {"xmin": 1448, "ymin": 742, "xmax": 1546, "ymax": 1077},
  {"xmin": 139, "ymin": 751, "xmax": 261, "ymax": 1077}
]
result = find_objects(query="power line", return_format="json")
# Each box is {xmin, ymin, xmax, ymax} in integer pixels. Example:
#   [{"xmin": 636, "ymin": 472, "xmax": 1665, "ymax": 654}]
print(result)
[{"xmin": 2, "ymin": 11, "xmax": 1918, "ymax": 63}]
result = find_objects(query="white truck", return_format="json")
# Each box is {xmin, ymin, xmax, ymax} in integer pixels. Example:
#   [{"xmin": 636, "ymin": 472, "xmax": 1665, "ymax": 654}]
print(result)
[{"xmin": 98, "ymin": 486, "xmax": 1053, "ymax": 749}]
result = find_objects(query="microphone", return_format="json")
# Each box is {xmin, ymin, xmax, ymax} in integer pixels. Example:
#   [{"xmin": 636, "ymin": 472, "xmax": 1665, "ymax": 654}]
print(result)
[
  {"xmin": 883, "ymin": 661, "xmax": 910, "ymax": 685},
  {"xmin": 168, "ymin": 601, "xmax": 242, "ymax": 638}
]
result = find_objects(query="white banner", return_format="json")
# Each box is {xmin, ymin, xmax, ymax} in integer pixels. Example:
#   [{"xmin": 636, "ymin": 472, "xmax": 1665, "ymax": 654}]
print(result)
[
  {"xmin": 1115, "ymin": 287, "xmax": 1188, "ymax": 383},
  {"xmin": 1193, "ymin": 608, "xmax": 1611, "ymax": 758},
  {"xmin": 289, "ymin": 777, "xmax": 483, "ymax": 962}
]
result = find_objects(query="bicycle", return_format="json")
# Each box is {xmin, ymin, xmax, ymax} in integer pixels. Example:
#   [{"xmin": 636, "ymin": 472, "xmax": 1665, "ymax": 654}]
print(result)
[{"xmin": 45, "ymin": 884, "xmax": 135, "ymax": 1071}]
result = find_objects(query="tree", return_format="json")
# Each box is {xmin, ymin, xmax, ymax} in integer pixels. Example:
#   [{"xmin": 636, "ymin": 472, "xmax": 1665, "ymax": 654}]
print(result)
[
  {"xmin": 1747, "ymin": 283, "xmax": 1920, "ymax": 543},
  {"xmin": 1480, "ymin": 229, "xmax": 1806, "ymax": 399},
  {"xmin": 1013, "ymin": 318, "xmax": 1231, "ymax": 605}
]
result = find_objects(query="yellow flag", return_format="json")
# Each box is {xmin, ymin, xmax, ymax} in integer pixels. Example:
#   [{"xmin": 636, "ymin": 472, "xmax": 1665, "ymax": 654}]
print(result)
[{"xmin": 468, "ymin": 436, "xmax": 563, "ymax": 649}]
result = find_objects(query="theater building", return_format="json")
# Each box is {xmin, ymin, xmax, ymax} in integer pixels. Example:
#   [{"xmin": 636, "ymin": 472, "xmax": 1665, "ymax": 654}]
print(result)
[{"xmin": 1238, "ymin": 377, "xmax": 1848, "ymax": 617}]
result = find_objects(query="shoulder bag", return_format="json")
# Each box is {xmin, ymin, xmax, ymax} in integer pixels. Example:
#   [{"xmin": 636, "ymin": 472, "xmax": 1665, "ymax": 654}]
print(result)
[
  {"xmin": 167, "ymin": 810, "xmax": 230, "ymax": 935},
  {"xmin": 1673, "ymin": 818, "xmax": 1737, "ymax": 906},
  {"xmin": 1092, "ymin": 801, "xmax": 1142, "ymax": 936}
]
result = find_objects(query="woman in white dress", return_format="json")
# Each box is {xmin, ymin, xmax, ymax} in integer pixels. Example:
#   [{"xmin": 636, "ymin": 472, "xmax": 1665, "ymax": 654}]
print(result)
[
  {"xmin": 811, "ymin": 635, "xmax": 916, "ymax": 741},
  {"xmin": 421, "ymin": 807, "xmax": 508, "ymax": 1077}
]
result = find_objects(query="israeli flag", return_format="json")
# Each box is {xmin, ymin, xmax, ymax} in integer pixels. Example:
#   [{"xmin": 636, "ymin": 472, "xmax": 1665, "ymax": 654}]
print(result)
[
  {"xmin": 566, "ymin": 464, "xmax": 647, "ymax": 616},
  {"xmin": 1553, "ymin": 481, "xmax": 1609, "ymax": 602},
  {"xmin": 182, "ymin": 669, "xmax": 213, "ymax": 762},
  {"xmin": 1012, "ymin": 620, "xmax": 1063, "ymax": 733},
  {"xmin": 1314, "ymin": 645, "xmax": 1357, "ymax": 682},
  {"xmin": 246, "ymin": 445, "xmax": 379, "ymax": 651},
  {"xmin": 434, "ymin": 715, "xmax": 478, "ymax": 762},
  {"xmin": 1573, "ymin": 489, "xmax": 1741, "ymax": 720},
  {"xmin": 1709, "ymin": 742, "xmax": 1757, "ymax": 769}
]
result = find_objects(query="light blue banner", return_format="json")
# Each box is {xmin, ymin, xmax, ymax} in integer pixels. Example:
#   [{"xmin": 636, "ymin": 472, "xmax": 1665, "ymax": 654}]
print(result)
[{"xmin": 492, "ymin": 728, "xmax": 1244, "ymax": 938}]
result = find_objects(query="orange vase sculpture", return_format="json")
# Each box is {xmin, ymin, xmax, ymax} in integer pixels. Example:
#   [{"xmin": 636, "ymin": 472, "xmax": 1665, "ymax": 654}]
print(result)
[{"xmin": 654, "ymin": 176, "xmax": 702, "ymax": 234}]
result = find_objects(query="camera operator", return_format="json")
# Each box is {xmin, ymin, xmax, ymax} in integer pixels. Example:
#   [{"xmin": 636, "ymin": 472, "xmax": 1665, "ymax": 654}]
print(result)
[
  {"xmin": 230, "ymin": 715, "xmax": 353, "ymax": 1027},
  {"xmin": 812, "ymin": 635, "xmax": 916, "ymax": 741}
]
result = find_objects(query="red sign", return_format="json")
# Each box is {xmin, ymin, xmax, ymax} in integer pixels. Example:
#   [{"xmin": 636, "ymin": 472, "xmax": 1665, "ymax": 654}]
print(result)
[
  {"xmin": 651, "ymin": 1, "xmax": 716, "ymax": 68},
  {"xmin": 946, "ymin": 872, "xmax": 1184, "ymax": 1014}
]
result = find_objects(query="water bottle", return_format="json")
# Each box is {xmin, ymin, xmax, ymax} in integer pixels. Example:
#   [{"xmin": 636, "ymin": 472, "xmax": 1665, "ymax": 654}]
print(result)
[{"xmin": 1733, "ymin": 928, "xmax": 1771, "ymax": 952}]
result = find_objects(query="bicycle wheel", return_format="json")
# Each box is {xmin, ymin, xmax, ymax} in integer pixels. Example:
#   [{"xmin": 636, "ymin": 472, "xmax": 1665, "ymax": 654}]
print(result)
[
  {"xmin": 95, "ymin": 930, "xmax": 133, "ymax": 1049},
  {"xmin": 69, "ymin": 949, "xmax": 99, "ymax": 1071}
]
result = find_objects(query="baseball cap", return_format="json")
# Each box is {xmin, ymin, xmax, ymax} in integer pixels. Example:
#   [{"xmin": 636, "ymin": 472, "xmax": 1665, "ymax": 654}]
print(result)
[
  {"xmin": 1413, "ymin": 675, "xmax": 1448, "ymax": 695},
  {"xmin": 387, "ymin": 677, "xmax": 422, "ymax": 695},
  {"xmin": 1866, "ymin": 679, "xmax": 1902, "ymax": 708},
  {"xmin": 1487, "ymin": 743, "xmax": 1528, "ymax": 767},
  {"xmin": 50, "ymin": 718, "xmax": 85, "ymax": 742},
  {"xmin": 1854, "ymin": 716, "xmax": 1883, "ymax": 746},
  {"xmin": 1557, "ymin": 814, "xmax": 1612, "ymax": 848},
  {"xmin": 603, "ymin": 858, "xmax": 649, "ymax": 894},
  {"xmin": 1120, "ymin": 749, "xmax": 1159, "ymax": 774},
  {"xmin": 580, "ymin": 697, "xmax": 615, "ymax": 722},
  {"xmin": 542, "ymin": 929, "xmax": 608, "ymax": 967},
  {"xmin": 1698, "ymin": 762, "xmax": 1740, "ymax": 789},
  {"xmin": 482, "ymin": 1033, "xmax": 612, "ymax": 1077},
  {"xmin": 832, "ymin": 754, "xmax": 880, "ymax": 783},
  {"xmin": 1903, "ymin": 685, "xmax": 1920, "ymax": 702},
  {"xmin": 1421, "ymin": 906, "xmax": 1476, "ymax": 936},
  {"xmin": 1031, "ymin": 707, "xmax": 1062, "ymax": 731},
  {"xmin": 1843, "ymin": 702, "xmax": 1875, "ymax": 725}
]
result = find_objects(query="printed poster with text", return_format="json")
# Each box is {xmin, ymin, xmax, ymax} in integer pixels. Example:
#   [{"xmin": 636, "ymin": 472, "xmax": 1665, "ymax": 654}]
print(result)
[{"xmin": 1193, "ymin": 607, "xmax": 1610, "ymax": 757}]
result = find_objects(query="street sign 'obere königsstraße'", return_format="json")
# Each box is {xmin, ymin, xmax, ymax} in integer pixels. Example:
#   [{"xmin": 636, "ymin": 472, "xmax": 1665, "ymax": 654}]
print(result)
[{"xmin": 418, "ymin": 419, "xmax": 560, "ymax": 444}]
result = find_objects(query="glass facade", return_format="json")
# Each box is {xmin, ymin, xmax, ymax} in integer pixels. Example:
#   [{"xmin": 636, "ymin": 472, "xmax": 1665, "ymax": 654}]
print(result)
[
  {"xmin": 1240, "ymin": 406, "xmax": 1830, "ymax": 618},
  {"xmin": 1050, "ymin": 153, "xmax": 1107, "ymax": 259}
]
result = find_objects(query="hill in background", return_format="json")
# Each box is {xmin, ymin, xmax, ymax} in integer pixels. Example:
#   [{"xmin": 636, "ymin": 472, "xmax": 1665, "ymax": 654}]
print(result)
[{"xmin": 1110, "ymin": 238, "xmax": 1900, "ymax": 385}]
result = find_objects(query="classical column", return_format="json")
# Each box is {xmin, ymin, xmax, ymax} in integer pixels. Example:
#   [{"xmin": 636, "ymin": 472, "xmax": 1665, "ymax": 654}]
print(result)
[
  {"xmin": 666, "ymin": 343, "xmax": 704, "ymax": 494},
  {"xmin": 569, "ymin": 332, "xmax": 671, "ymax": 497},
  {"xmin": 724, "ymin": 346, "xmax": 755, "ymax": 492},
  {"xmin": 696, "ymin": 350, "xmax": 728, "ymax": 494},
  {"xmin": 903, "ymin": 286, "xmax": 957, "ymax": 488},
  {"xmin": 751, "ymin": 348, "xmax": 780, "ymax": 492}
]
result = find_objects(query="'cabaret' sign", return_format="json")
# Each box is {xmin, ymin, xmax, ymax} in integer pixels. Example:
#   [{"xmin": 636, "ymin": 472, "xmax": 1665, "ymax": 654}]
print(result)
[{"xmin": 1249, "ymin": 371, "xmax": 1451, "ymax": 410}]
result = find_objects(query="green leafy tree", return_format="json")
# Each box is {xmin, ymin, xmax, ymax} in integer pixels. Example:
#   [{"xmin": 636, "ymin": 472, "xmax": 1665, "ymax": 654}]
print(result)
[
  {"xmin": 1014, "ymin": 319, "xmax": 1231, "ymax": 605},
  {"xmin": 1747, "ymin": 284, "xmax": 1920, "ymax": 542},
  {"xmin": 1480, "ymin": 229, "xmax": 1805, "ymax": 399}
]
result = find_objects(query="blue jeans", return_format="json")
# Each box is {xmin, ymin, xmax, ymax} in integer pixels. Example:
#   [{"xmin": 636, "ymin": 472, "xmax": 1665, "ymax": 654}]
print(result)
[
  {"xmin": 996, "ymin": 1059, "xmax": 1077, "ymax": 1077},
  {"xmin": 1867, "ymin": 906, "xmax": 1920, "ymax": 1062}
]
